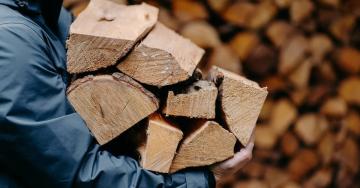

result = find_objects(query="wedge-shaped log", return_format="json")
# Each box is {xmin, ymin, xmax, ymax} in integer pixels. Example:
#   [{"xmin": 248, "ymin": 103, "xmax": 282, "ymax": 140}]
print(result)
[
  {"xmin": 163, "ymin": 80, "xmax": 217, "ymax": 119},
  {"xmin": 170, "ymin": 121, "xmax": 236, "ymax": 172},
  {"xmin": 117, "ymin": 22, "xmax": 204, "ymax": 87},
  {"xmin": 67, "ymin": 0, "xmax": 158, "ymax": 73},
  {"xmin": 139, "ymin": 114, "xmax": 183, "ymax": 173},
  {"xmin": 67, "ymin": 72, "xmax": 159, "ymax": 145},
  {"xmin": 208, "ymin": 66, "xmax": 268, "ymax": 146}
]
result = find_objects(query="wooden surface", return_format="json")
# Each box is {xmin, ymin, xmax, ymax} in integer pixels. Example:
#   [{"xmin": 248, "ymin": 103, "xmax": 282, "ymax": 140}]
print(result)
[
  {"xmin": 67, "ymin": 72, "xmax": 159, "ymax": 145},
  {"xmin": 117, "ymin": 22, "xmax": 204, "ymax": 87},
  {"xmin": 163, "ymin": 80, "xmax": 218, "ymax": 119},
  {"xmin": 67, "ymin": 0, "xmax": 158, "ymax": 73},
  {"xmin": 170, "ymin": 121, "xmax": 236, "ymax": 172},
  {"xmin": 208, "ymin": 66, "xmax": 268, "ymax": 146},
  {"xmin": 139, "ymin": 114, "xmax": 183, "ymax": 173}
]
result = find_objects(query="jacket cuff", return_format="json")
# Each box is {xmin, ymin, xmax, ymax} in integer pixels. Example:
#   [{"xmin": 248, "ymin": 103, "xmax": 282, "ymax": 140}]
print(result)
[{"xmin": 184, "ymin": 169, "xmax": 215, "ymax": 188}]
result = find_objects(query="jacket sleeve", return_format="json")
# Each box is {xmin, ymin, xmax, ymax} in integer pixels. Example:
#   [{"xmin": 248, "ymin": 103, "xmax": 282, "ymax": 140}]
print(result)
[{"xmin": 0, "ymin": 23, "xmax": 215, "ymax": 188}]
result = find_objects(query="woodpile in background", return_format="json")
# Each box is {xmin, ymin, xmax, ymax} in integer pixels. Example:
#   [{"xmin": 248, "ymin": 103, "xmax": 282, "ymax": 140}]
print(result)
[
  {"xmin": 64, "ymin": 0, "xmax": 360, "ymax": 187},
  {"xmin": 65, "ymin": 0, "xmax": 267, "ymax": 174}
]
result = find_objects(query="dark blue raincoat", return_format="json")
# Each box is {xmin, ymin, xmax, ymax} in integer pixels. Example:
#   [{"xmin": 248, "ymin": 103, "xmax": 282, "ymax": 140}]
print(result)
[{"xmin": 0, "ymin": 0, "xmax": 215, "ymax": 187}]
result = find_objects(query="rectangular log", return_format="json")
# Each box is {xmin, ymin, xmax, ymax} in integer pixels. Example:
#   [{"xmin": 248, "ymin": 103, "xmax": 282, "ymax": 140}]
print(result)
[
  {"xmin": 139, "ymin": 114, "xmax": 183, "ymax": 173},
  {"xmin": 163, "ymin": 80, "xmax": 218, "ymax": 119}
]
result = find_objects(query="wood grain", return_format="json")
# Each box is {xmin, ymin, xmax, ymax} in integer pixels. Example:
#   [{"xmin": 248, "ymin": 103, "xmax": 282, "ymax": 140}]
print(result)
[
  {"xmin": 208, "ymin": 66, "xmax": 268, "ymax": 146},
  {"xmin": 170, "ymin": 121, "xmax": 236, "ymax": 172},
  {"xmin": 163, "ymin": 80, "xmax": 217, "ymax": 119},
  {"xmin": 67, "ymin": 72, "xmax": 159, "ymax": 145},
  {"xmin": 67, "ymin": 0, "xmax": 158, "ymax": 73},
  {"xmin": 117, "ymin": 22, "xmax": 204, "ymax": 87}
]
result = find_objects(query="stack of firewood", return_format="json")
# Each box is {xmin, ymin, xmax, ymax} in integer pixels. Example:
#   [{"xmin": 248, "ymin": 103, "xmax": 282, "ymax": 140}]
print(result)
[
  {"xmin": 65, "ymin": 0, "xmax": 267, "ymax": 174},
  {"xmin": 64, "ymin": 0, "xmax": 360, "ymax": 187}
]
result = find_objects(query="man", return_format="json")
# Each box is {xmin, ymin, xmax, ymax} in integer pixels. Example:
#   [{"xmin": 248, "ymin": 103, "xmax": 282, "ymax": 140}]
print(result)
[{"xmin": 0, "ymin": 0, "xmax": 254, "ymax": 187}]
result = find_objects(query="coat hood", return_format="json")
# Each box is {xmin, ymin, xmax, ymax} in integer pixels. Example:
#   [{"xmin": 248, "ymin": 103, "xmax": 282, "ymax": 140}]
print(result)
[{"xmin": 0, "ymin": 0, "xmax": 63, "ymax": 28}]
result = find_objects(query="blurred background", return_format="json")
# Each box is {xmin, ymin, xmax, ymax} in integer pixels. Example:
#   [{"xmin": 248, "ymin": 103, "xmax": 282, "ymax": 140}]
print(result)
[{"xmin": 63, "ymin": 0, "xmax": 360, "ymax": 187}]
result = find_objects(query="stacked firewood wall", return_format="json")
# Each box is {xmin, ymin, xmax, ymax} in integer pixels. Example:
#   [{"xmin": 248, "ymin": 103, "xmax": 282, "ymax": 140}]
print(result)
[{"xmin": 64, "ymin": 0, "xmax": 360, "ymax": 187}]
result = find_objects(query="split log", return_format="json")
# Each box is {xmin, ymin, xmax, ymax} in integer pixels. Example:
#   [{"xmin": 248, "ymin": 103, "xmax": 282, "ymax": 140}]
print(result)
[
  {"xmin": 179, "ymin": 21, "xmax": 221, "ymax": 49},
  {"xmin": 288, "ymin": 59, "xmax": 312, "ymax": 89},
  {"xmin": 339, "ymin": 77, "xmax": 360, "ymax": 105},
  {"xmin": 261, "ymin": 75, "xmax": 288, "ymax": 93},
  {"xmin": 259, "ymin": 99, "xmax": 274, "ymax": 121},
  {"xmin": 139, "ymin": 114, "xmax": 183, "ymax": 173},
  {"xmin": 207, "ymin": 0, "xmax": 230, "ymax": 12},
  {"xmin": 344, "ymin": 111, "xmax": 360, "ymax": 136},
  {"xmin": 320, "ymin": 97, "xmax": 347, "ymax": 117},
  {"xmin": 309, "ymin": 34, "xmax": 333, "ymax": 64},
  {"xmin": 245, "ymin": 44, "xmax": 277, "ymax": 77},
  {"xmin": 334, "ymin": 138, "xmax": 359, "ymax": 173},
  {"xmin": 158, "ymin": 8, "xmax": 180, "ymax": 31},
  {"xmin": 270, "ymin": 99, "xmax": 297, "ymax": 136},
  {"xmin": 67, "ymin": 72, "xmax": 159, "ymax": 145},
  {"xmin": 279, "ymin": 35, "xmax": 309, "ymax": 74},
  {"xmin": 281, "ymin": 132, "xmax": 299, "ymax": 157},
  {"xmin": 222, "ymin": 1, "xmax": 255, "ymax": 27},
  {"xmin": 294, "ymin": 114, "xmax": 328, "ymax": 146},
  {"xmin": 67, "ymin": 0, "xmax": 158, "ymax": 73},
  {"xmin": 233, "ymin": 180, "xmax": 268, "ymax": 188},
  {"xmin": 290, "ymin": 89, "xmax": 308, "ymax": 106},
  {"xmin": 172, "ymin": 0, "xmax": 208, "ymax": 22},
  {"xmin": 316, "ymin": 61, "xmax": 337, "ymax": 83},
  {"xmin": 254, "ymin": 124, "xmax": 278, "ymax": 149},
  {"xmin": 248, "ymin": 1, "xmax": 277, "ymax": 29},
  {"xmin": 288, "ymin": 149, "xmax": 319, "ymax": 181},
  {"xmin": 266, "ymin": 21, "xmax": 297, "ymax": 48},
  {"xmin": 319, "ymin": 0, "xmax": 339, "ymax": 7},
  {"xmin": 229, "ymin": 32, "xmax": 259, "ymax": 61},
  {"xmin": 274, "ymin": 0, "xmax": 291, "ymax": 8},
  {"xmin": 208, "ymin": 66, "xmax": 268, "ymax": 145},
  {"xmin": 304, "ymin": 168, "xmax": 332, "ymax": 188},
  {"xmin": 117, "ymin": 22, "xmax": 204, "ymax": 87},
  {"xmin": 163, "ymin": 80, "xmax": 218, "ymax": 119},
  {"xmin": 207, "ymin": 45, "xmax": 242, "ymax": 75},
  {"xmin": 330, "ymin": 15, "xmax": 355, "ymax": 43},
  {"xmin": 265, "ymin": 167, "xmax": 291, "ymax": 188},
  {"xmin": 318, "ymin": 132, "xmax": 335, "ymax": 165},
  {"xmin": 290, "ymin": 0, "xmax": 314, "ymax": 24},
  {"xmin": 242, "ymin": 161, "xmax": 265, "ymax": 178},
  {"xmin": 170, "ymin": 121, "xmax": 236, "ymax": 172},
  {"xmin": 336, "ymin": 47, "xmax": 360, "ymax": 74}
]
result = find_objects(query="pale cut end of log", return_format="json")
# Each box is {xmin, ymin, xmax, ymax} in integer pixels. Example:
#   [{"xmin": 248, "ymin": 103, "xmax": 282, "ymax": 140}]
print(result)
[
  {"xmin": 208, "ymin": 66, "xmax": 268, "ymax": 146},
  {"xmin": 163, "ymin": 80, "xmax": 218, "ymax": 119},
  {"xmin": 170, "ymin": 121, "xmax": 236, "ymax": 172},
  {"xmin": 117, "ymin": 22, "xmax": 205, "ymax": 87},
  {"xmin": 67, "ymin": 72, "xmax": 159, "ymax": 145},
  {"xmin": 140, "ymin": 114, "xmax": 183, "ymax": 173},
  {"xmin": 67, "ymin": 0, "xmax": 159, "ymax": 73}
]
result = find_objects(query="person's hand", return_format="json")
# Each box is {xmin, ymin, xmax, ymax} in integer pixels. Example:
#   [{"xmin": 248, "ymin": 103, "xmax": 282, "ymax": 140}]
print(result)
[{"xmin": 210, "ymin": 132, "xmax": 255, "ymax": 182}]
